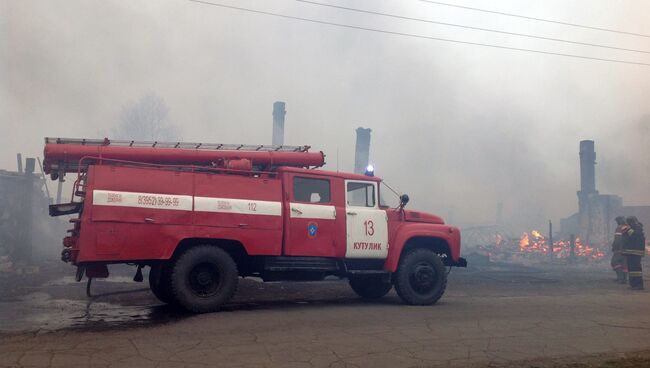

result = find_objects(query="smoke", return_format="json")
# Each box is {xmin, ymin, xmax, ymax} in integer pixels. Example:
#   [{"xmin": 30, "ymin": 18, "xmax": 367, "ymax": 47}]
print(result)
[
  {"xmin": 2, "ymin": 0, "xmax": 649, "ymax": 231},
  {"xmin": 598, "ymin": 114, "xmax": 650, "ymax": 203}
]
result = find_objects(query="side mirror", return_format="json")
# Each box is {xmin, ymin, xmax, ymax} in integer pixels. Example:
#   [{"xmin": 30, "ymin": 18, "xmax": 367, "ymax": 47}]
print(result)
[{"xmin": 399, "ymin": 194, "xmax": 410, "ymax": 209}]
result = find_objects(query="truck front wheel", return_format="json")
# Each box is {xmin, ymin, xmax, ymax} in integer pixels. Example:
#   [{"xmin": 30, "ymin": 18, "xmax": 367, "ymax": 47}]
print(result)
[
  {"xmin": 349, "ymin": 276, "xmax": 392, "ymax": 299},
  {"xmin": 394, "ymin": 248, "xmax": 447, "ymax": 305},
  {"xmin": 169, "ymin": 245, "xmax": 239, "ymax": 313}
]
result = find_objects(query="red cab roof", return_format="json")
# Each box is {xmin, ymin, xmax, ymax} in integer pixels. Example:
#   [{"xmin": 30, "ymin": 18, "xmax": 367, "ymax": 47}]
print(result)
[{"xmin": 277, "ymin": 166, "xmax": 382, "ymax": 182}]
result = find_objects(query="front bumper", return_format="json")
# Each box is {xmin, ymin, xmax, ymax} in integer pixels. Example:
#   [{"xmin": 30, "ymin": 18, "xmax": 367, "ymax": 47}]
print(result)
[{"xmin": 445, "ymin": 257, "xmax": 467, "ymax": 267}]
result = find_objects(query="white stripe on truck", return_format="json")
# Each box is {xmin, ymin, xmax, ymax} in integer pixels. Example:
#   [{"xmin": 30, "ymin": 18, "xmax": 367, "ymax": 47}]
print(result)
[
  {"xmin": 92, "ymin": 190, "xmax": 338, "ymax": 220},
  {"xmin": 93, "ymin": 190, "xmax": 193, "ymax": 211},
  {"xmin": 194, "ymin": 197, "xmax": 281, "ymax": 216}
]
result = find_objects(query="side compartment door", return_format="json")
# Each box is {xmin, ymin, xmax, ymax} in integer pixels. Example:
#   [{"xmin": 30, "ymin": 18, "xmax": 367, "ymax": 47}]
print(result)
[
  {"xmin": 284, "ymin": 175, "xmax": 338, "ymax": 257},
  {"xmin": 345, "ymin": 180, "xmax": 388, "ymax": 259}
]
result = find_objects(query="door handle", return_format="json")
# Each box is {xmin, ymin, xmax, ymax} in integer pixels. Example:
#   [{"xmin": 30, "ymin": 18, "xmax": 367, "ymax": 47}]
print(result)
[
  {"xmin": 347, "ymin": 211, "xmax": 357, "ymax": 216},
  {"xmin": 144, "ymin": 217, "xmax": 155, "ymax": 223},
  {"xmin": 291, "ymin": 207, "xmax": 303, "ymax": 215}
]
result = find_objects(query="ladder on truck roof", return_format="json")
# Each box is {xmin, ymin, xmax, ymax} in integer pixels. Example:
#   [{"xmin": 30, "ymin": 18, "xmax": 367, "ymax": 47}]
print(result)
[
  {"xmin": 45, "ymin": 137, "xmax": 311, "ymax": 153},
  {"xmin": 43, "ymin": 137, "xmax": 325, "ymax": 176}
]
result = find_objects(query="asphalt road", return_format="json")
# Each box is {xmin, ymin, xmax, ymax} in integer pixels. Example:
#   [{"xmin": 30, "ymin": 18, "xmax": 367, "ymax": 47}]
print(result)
[{"xmin": 1, "ymin": 260, "xmax": 650, "ymax": 367}]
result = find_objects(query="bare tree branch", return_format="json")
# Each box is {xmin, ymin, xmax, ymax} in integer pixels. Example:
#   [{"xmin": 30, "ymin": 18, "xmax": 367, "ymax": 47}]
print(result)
[{"xmin": 112, "ymin": 93, "xmax": 181, "ymax": 141}]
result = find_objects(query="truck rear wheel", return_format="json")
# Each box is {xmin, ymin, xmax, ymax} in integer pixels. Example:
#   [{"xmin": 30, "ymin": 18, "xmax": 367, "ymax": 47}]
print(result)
[
  {"xmin": 169, "ymin": 245, "xmax": 238, "ymax": 313},
  {"xmin": 394, "ymin": 248, "xmax": 447, "ymax": 305},
  {"xmin": 149, "ymin": 264, "xmax": 175, "ymax": 305},
  {"xmin": 349, "ymin": 276, "xmax": 392, "ymax": 299}
]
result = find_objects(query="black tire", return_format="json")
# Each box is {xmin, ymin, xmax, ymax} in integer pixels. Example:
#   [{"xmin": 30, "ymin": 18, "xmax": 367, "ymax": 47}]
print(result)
[
  {"xmin": 149, "ymin": 264, "xmax": 175, "ymax": 305},
  {"xmin": 394, "ymin": 248, "xmax": 447, "ymax": 305},
  {"xmin": 169, "ymin": 246, "xmax": 238, "ymax": 313},
  {"xmin": 349, "ymin": 276, "xmax": 393, "ymax": 299}
]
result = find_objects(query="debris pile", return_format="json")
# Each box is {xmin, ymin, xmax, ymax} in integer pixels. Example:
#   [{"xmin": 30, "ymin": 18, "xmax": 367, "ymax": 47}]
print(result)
[{"xmin": 0, "ymin": 168, "xmax": 64, "ymax": 272}]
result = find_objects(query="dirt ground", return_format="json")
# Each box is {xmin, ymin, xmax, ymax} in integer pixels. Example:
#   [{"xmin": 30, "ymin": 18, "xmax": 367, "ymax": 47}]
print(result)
[{"xmin": 1, "ymin": 259, "xmax": 650, "ymax": 368}]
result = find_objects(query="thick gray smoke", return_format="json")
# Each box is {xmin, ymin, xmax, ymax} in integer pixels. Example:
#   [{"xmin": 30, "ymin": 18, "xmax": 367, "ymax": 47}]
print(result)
[{"xmin": 2, "ymin": 0, "xmax": 649, "ymax": 231}]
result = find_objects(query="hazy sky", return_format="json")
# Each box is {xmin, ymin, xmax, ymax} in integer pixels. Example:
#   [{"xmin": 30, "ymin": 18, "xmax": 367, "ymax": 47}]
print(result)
[{"xmin": 2, "ymin": 0, "xmax": 649, "ymax": 231}]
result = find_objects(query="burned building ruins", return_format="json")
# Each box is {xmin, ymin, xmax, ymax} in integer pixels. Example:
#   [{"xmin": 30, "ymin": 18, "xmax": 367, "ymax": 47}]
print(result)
[{"xmin": 561, "ymin": 140, "xmax": 650, "ymax": 246}]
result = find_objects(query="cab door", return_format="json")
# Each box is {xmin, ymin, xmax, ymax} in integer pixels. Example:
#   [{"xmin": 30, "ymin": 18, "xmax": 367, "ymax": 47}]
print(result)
[
  {"xmin": 345, "ymin": 180, "xmax": 388, "ymax": 259},
  {"xmin": 283, "ymin": 174, "xmax": 338, "ymax": 257}
]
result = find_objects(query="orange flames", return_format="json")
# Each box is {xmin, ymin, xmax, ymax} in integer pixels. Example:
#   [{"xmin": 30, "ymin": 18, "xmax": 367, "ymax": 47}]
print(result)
[
  {"xmin": 476, "ymin": 230, "xmax": 608, "ymax": 262},
  {"xmin": 518, "ymin": 231, "xmax": 605, "ymax": 260}
]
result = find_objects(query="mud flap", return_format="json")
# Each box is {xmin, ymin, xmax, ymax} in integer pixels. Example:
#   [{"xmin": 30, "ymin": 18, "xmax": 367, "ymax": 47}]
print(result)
[
  {"xmin": 75, "ymin": 266, "xmax": 85, "ymax": 282},
  {"xmin": 85, "ymin": 264, "xmax": 109, "ymax": 279}
]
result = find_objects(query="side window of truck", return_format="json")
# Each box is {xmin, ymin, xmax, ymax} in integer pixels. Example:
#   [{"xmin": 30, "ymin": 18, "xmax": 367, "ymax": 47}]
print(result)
[
  {"xmin": 293, "ymin": 177, "xmax": 331, "ymax": 204},
  {"xmin": 347, "ymin": 182, "xmax": 376, "ymax": 207}
]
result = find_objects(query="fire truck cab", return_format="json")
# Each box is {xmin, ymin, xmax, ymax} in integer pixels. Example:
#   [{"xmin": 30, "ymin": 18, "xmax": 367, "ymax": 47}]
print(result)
[{"xmin": 45, "ymin": 138, "xmax": 466, "ymax": 313}]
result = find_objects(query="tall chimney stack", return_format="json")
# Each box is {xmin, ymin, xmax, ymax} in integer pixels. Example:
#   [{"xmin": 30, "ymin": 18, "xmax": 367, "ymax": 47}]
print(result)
[
  {"xmin": 577, "ymin": 139, "xmax": 598, "ymax": 216},
  {"xmin": 354, "ymin": 127, "xmax": 372, "ymax": 174},
  {"xmin": 579, "ymin": 140, "xmax": 596, "ymax": 194},
  {"xmin": 272, "ymin": 101, "xmax": 286, "ymax": 146}
]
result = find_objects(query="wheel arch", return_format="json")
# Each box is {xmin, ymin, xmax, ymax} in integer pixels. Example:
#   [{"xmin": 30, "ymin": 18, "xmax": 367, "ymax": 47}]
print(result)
[
  {"xmin": 385, "ymin": 231, "xmax": 455, "ymax": 272},
  {"xmin": 171, "ymin": 238, "xmax": 250, "ymax": 274},
  {"xmin": 402, "ymin": 236, "xmax": 451, "ymax": 257}
]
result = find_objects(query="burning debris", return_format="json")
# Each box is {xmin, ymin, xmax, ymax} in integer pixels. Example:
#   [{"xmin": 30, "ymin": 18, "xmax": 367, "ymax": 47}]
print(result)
[
  {"xmin": 518, "ymin": 231, "xmax": 605, "ymax": 260},
  {"xmin": 474, "ymin": 230, "xmax": 607, "ymax": 263}
]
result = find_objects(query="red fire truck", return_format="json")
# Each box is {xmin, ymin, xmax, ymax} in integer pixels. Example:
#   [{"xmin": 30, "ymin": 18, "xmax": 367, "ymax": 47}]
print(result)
[{"xmin": 44, "ymin": 137, "xmax": 466, "ymax": 312}]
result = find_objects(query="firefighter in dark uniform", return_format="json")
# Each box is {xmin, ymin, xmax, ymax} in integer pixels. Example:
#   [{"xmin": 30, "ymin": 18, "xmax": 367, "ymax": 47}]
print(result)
[
  {"xmin": 622, "ymin": 216, "xmax": 646, "ymax": 290},
  {"xmin": 610, "ymin": 216, "xmax": 629, "ymax": 283}
]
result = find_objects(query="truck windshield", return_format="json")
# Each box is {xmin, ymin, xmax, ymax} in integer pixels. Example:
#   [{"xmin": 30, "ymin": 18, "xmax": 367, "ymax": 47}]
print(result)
[{"xmin": 379, "ymin": 181, "xmax": 400, "ymax": 208}]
